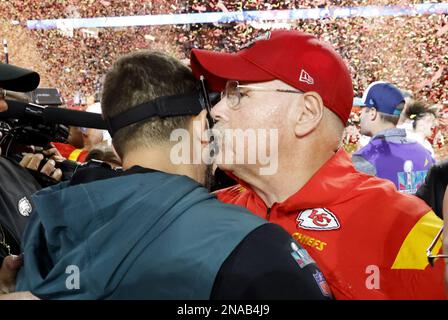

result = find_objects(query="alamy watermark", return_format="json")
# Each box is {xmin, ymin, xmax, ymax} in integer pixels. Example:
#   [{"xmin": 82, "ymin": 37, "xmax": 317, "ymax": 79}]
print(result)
[
  {"xmin": 365, "ymin": 265, "xmax": 380, "ymax": 290},
  {"xmin": 170, "ymin": 121, "xmax": 279, "ymax": 175},
  {"xmin": 65, "ymin": 265, "xmax": 80, "ymax": 290}
]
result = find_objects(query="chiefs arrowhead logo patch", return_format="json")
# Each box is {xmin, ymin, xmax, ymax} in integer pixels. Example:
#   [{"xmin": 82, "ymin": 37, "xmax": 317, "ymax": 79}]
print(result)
[{"xmin": 296, "ymin": 208, "xmax": 340, "ymax": 231}]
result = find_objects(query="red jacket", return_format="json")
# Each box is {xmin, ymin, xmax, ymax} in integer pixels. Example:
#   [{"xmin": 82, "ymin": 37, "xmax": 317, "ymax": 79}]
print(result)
[{"xmin": 217, "ymin": 149, "xmax": 446, "ymax": 299}]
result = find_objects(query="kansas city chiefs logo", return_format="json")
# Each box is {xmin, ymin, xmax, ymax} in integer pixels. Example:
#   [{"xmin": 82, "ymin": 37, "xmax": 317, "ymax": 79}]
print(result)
[{"xmin": 296, "ymin": 208, "xmax": 340, "ymax": 231}]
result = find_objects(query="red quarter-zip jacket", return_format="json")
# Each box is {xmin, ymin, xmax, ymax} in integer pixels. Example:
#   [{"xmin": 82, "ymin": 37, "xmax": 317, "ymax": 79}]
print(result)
[{"xmin": 217, "ymin": 149, "xmax": 446, "ymax": 299}]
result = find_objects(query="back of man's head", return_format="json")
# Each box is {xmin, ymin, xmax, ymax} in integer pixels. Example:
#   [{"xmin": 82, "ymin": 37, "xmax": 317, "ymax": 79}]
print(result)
[
  {"xmin": 405, "ymin": 100, "xmax": 437, "ymax": 127},
  {"xmin": 362, "ymin": 81, "xmax": 405, "ymax": 126},
  {"xmin": 101, "ymin": 51, "xmax": 196, "ymax": 157}
]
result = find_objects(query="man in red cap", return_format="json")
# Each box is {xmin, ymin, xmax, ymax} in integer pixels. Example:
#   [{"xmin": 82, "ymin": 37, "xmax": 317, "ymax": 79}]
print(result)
[{"xmin": 190, "ymin": 30, "xmax": 445, "ymax": 299}]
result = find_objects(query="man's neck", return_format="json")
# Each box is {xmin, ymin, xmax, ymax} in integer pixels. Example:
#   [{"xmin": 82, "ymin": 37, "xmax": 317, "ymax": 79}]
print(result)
[
  {"xmin": 233, "ymin": 148, "xmax": 336, "ymax": 207},
  {"xmin": 122, "ymin": 147, "xmax": 196, "ymax": 181}
]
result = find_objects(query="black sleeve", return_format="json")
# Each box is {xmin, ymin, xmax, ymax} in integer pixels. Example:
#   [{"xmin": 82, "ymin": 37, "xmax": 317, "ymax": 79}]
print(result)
[
  {"xmin": 210, "ymin": 223, "xmax": 333, "ymax": 300},
  {"xmin": 0, "ymin": 157, "xmax": 42, "ymax": 265},
  {"xmin": 415, "ymin": 162, "xmax": 448, "ymax": 219}
]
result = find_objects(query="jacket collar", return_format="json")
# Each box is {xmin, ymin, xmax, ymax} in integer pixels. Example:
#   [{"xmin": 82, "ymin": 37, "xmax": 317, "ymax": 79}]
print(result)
[
  {"xmin": 277, "ymin": 149, "xmax": 359, "ymax": 212},
  {"xmin": 227, "ymin": 149, "xmax": 360, "ymax": 213}
]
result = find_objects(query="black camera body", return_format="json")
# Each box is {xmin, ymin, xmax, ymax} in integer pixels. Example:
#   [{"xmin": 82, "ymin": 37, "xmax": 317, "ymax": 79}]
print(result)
[
  {"xmin": 0, "ymin": 100, "xmax": 78, "ymax": 185},
  {"xmin": 0, "ymin": 101, "xmax": 69, "ymax": 155}
]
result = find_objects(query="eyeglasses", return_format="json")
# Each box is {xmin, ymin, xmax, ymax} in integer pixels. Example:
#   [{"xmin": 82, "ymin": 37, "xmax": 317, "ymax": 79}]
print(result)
[
  {"xmin": 426, "ymin": 226, "xmax": 448, "ymax": 266},
  {"xmin": 221, "ymin": 80, "xmax": 303, "ymax": 110},
  {"xmin": 0, "ymin": 88, "xmax": 6, "ymax": 101}
]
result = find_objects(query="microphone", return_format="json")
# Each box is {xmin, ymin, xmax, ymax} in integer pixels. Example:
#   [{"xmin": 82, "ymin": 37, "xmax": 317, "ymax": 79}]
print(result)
[
  {"xmin": 44, "ymin": 107, "xmax": 107, "ymax": 129},
  {"xmin": 0, "ymin": 99, "xmax": 44, "ymax": 120},
  {"xmin": 0, "ymin": 99, "xmax": 108, "ymax": 129}
]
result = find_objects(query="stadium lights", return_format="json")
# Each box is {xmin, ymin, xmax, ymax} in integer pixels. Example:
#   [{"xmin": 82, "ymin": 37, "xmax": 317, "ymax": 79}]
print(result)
[{"xmin": 26, "ymin": 3, "xmax": 448, "ymax": 30}]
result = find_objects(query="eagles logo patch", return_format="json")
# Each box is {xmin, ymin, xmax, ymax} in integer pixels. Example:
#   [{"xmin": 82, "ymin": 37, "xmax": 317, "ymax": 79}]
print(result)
[{"xmin": 18, "ymin": 197, "xmax": 32, "ymax": 217}]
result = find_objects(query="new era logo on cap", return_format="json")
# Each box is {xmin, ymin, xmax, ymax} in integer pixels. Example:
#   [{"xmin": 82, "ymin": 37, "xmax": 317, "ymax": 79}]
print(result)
[{"xmin": 299, "ymin": 69, "xmax": 314, "ymax": 85}]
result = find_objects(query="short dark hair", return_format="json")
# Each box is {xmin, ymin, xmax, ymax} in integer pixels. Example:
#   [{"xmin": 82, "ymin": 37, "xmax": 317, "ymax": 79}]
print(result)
[
  {"xmin": 101, "ymin": 51, "xmax": 197, "ymax": 157},
  {"xmin": 378, "ymin": 102, "xmax": 404, "ymax": 126}
]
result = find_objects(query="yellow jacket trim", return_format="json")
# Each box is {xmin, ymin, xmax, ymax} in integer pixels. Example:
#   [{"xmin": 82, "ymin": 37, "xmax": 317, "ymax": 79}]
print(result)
[
  {"xmin": 68, "ymin": 149, "xmax": 83, "ymax": 162},
  {"xmin": 392, "ymin": 210, "xmax": 443, "ymax": 270}
]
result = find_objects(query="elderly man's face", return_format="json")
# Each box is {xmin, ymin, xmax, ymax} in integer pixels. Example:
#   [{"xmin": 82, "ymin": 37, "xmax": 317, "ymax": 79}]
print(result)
[
  {"xmin": 211, "ymin": 79, "xmax": 300, "ymax": 172},
  {"xmin": 82, "ymin": 128, "xmax": 104, "ymax": 151}
]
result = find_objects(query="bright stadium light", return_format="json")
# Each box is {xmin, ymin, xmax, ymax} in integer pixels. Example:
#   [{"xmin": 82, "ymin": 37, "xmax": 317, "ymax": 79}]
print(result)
[{"xmin": 26, "ymin": 3, "xmax": 448, "ymax": 30}]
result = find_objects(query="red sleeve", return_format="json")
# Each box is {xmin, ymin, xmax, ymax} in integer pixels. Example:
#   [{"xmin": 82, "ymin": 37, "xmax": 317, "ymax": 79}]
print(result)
[
  {"xmin": 52, "ymin": 142, "xmax": 76, "ymax": 159},
  {"xmin": 77, "ymin": 150, "xmax": 89, "ymax": 163}
]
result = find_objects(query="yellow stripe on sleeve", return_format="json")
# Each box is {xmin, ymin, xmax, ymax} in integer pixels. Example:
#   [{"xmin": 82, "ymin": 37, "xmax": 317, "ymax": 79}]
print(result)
[
  {"xmin": 391, "ymin": 211, "xmax": 443, "ymax": 270},
  {"xmin": 68, "ymin": 149, "xmax": 83, "ymax": 161}
]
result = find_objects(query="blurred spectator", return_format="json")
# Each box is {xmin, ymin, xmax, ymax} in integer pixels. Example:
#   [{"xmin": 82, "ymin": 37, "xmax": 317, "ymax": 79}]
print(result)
[
  {"xmin": 52, "ymin": 101, "xmax": 112, "ymax": 163},
  {"xmin": 353, "ymin": 81, "xmax": 434, "ymax": 194},
  {"xmin": 398, "ymin": 101, "xmax": 438, "ymax": 159},
  {"xmin": 82, "ymin": 101, "xmax": 112, "ymax": 150},
  {"xmin": 416, "ymin": 160, "xmax": 448, "ymax": 219}
]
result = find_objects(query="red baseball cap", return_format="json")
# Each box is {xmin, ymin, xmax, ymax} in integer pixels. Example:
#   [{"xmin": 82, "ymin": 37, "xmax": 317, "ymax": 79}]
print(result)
[{"xmin": 190, "ymin": 30, "xmax": 354, "ymax": 124}]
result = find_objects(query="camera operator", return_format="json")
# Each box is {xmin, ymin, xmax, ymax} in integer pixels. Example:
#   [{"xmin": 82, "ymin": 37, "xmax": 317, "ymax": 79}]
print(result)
[{"xmin": 0, "ymin": 62, "xmax": 61, "ymax": 296}]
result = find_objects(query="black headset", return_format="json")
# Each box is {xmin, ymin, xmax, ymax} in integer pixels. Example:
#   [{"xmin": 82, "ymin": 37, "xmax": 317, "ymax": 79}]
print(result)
[{"xmin": 105, "ymin": 76, "xmax": 220, "ymax": 158}]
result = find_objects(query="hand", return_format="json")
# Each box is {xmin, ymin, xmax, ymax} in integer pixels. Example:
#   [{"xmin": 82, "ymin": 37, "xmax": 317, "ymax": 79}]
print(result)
[
  {"xmin": 0, "ymin": 99, "xmax": 7, "ymax": 112},
  {"xmin": 0, "ymin": 256, "xmax": 40, "ymax": 300},
  {"xmin": 0, "ymin": 255, "xmax": 23, "ymax": 294},
  {"xmin": 20, "ymin": 153, "xmax": 63, "ymax": 182},
  {"xmin": 0, "ymin": 89, "xmax": 7, "ymax": 112},
  {"xmin": 42, "ymin": 144, "xmax": 65, "ymax": 162},
  {"xmin": 0, "ymin": 291, "xmax": 39, "ymax": 300}
]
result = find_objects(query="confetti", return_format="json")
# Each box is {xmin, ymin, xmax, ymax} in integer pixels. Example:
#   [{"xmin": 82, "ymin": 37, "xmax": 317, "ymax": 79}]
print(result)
[{"xmin": 0, "ymin": 0, "xmax": 446, "ymax": 159}]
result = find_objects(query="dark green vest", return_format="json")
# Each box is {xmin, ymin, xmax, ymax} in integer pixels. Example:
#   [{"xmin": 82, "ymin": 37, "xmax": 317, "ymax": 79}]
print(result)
[{"xmin": 17, "ymin": 171, "xmax": 265, "ymax": 299}]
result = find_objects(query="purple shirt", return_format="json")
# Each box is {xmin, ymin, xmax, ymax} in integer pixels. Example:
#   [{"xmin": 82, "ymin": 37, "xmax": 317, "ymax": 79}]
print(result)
[{"xmin": 353, "ymin": 128, "xmax": 434, "ymax": 194}]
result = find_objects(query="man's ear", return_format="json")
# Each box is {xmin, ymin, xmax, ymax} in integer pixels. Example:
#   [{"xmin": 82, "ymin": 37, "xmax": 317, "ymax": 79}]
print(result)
[
  {"xmin": 369, "ymin": 107, "xmax": 378, "ymax": 121},
  {"xmin": 294, "ymin": 91, "xmax": 324, "ymax": 137},
  {"xmin": 191, "ymin": 109, "xmax": 209, "ymax": 144}
]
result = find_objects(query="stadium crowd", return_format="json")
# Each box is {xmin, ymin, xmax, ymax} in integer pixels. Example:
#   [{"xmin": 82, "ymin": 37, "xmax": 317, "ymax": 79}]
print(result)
[{"xmin": 1, "ymin": 0, "xmax": 447, "ymax": 159}]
